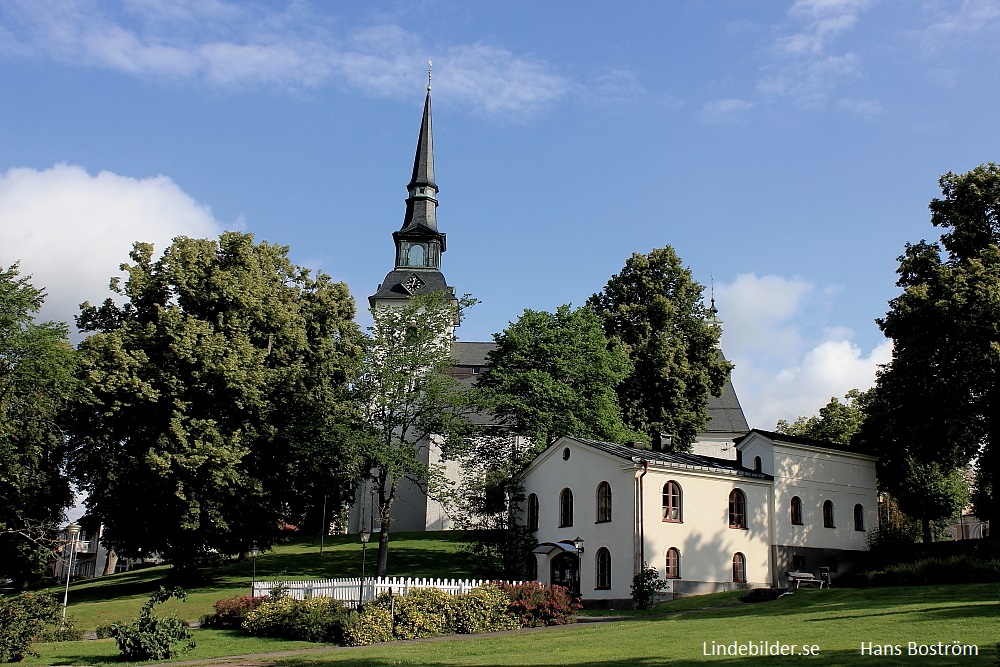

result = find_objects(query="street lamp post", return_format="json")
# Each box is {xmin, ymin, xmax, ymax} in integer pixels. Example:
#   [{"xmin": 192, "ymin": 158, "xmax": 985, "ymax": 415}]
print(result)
[
  {"xmin": 358, "ymin": 529, "xmax": 371, "ymax": 610},
  {"xmin": 572, "ymin": 536, "xmax": 584, "ymax": 599},
  {"xmin": 250, "ymin": 543, "xmax": 260, "ymax": 596},
  {"xmin": 61, "ymin": 523, "xmax": 80, "ymax": 622}
]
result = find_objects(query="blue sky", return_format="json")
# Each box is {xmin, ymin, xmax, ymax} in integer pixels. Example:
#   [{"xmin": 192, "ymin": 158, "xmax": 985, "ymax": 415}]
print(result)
[{"xmin": 2, "ymin": 0, "xmax": 999, "ymax": 430}]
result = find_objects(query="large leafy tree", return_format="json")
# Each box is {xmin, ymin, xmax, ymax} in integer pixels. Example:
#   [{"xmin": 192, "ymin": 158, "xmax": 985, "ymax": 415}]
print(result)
[
  {"xmin": 775, "ymin": 389, "xmax": 871, "ymax": 446},
  {"xmin": 857, "ymin": 164, "xmax": 1000, "ymax": 540},
  {"xmin": 587, "ymin": 246, "xmax": 733, "ymax": 450},
  {"xmin": 477, "ymin": 304, "xmax": 635, "ymax": 452},
  {"xmin": 355, "ymin": 291, "xmax": 476, "ymax": 576},
  {"xmin": 0, "ymin": 264, "xmax": 78, "ymax": 586},
  {"xmin": 70, "ymin": 233, "xmax": 364, "ymax": 572}
]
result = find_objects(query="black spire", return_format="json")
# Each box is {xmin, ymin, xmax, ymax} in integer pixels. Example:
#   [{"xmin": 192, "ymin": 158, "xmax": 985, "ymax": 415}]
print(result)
[
  {"xmin": 370, "ymin": 67, "xmax": 453, "ymax": 308},
  {"xmin": 399, "ymin": 89, "xmax": 440, "ymax": 233}
]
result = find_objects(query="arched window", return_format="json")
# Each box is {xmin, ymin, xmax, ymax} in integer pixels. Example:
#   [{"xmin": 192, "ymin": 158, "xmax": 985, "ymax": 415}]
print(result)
[
  {"xmin": 729, "ymin": 489, "xmax": 747, "ymax": 529},
  {"xmin": 527, "ymin": 494, "xmax": 539, "ymax": 531},
  {"xmin": 559, "ymin": 488, "xmax": 574, "ymax": 527},
  {"xmin": 790, "ymin": 496, "xmax": 803, "ymax": 525},
  {"xmin": 662, "ymin": 481, "xmax": 682, "ymax": 522},
  {"xmin": 823, "ymin": 500, "xmax": 835, "ymax": 528},
  {"xmin": 732, "ymin": 552, "xmax": 747, "ymax": 583},
  {"xmin": 854, "ymin": 504, "xmax": 864, "ymax": 531},
  {"xmin": 596, "ymin": 482, "xmax": 612, "ymax": 523},
  {"xmin": 665, "ymin": 548, "xmax": 681, "ymax": 579},
  {"xmin": 406, "ymin": 243, "xmax": 425, "ymax": 266},
  {"xmin": 753, "ymin": 456, "xmax": 762, "ymax": 472},
  {"xmin": 595, "ymin": 547, "xmax": 611, "ymax": 590}
]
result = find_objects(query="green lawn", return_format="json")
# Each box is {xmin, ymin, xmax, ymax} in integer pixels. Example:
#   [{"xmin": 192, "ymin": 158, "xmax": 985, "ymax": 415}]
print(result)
[
  {"xmin": 23, "ymin": 534, "xmax": 1000, "ymax": 666},
  {"xmin": 25, "ymin": 584, "xmax": 999, "ymax": 667}
]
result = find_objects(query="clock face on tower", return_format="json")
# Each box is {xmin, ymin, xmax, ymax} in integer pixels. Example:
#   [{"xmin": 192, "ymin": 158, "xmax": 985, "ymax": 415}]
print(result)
[{"xmin": 401, "ymin": 274, "xmax": 424, "ymax": 294}]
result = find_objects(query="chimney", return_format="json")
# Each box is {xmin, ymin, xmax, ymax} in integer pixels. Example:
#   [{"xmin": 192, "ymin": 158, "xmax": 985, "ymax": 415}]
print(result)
[{"xmin": 652, "ymin": 432, "xmax": 673, "ymax": 452}]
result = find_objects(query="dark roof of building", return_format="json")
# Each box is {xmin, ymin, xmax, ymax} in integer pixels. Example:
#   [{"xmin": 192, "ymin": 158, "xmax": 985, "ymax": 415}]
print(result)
[
  {"xmin": 564, "ymin": 436, "xmax": 772, "ymax": 480},
  {"xmin": 735, "ymin": 428, "xmax": 872, "ymax": 457},
  {"xmin": 704, "ymin": 380, "xmax": 750, "ymax": 434},
  {"xmin": 407, "ymin": 91, "xmax": 436, "ymax": 192},
  {"xmin": 449, "ymin": 342, "xmax": 749, "ymax": 437},
  {"xmin": 452, "ymin": 341, "xmax": 496, "ymax": 366},
  {"xmin": 369, "ymin": 270, "xmax": 453, "ymax": 305}
]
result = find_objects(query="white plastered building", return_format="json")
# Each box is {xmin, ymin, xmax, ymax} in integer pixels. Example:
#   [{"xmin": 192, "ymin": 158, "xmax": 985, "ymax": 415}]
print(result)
[{"xmin": 522, "ymin": 430, "xmax": 878, "ymax": 605}]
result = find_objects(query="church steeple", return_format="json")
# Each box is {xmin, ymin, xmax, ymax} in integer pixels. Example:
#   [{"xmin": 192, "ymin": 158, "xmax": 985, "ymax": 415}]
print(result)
[{"xmin": 370, "ymin": 67, "xmax": 454, "ymax": 308}]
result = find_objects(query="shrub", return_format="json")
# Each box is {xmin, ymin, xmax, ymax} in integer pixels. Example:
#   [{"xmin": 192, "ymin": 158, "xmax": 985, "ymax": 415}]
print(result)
[
  {"xmin": 0, "ymin": 592, "xmax": 61, "ymax": 662},
  {"xmin": 203, "ymin": 594, "xmax": 265, "ymax": 630},
  {"xmin": 243, "ymin": 595, "xmax": 353, "ymax": 644},
  {"xmin": 861, "ymin": 555, "xmax": 1000, "ymax": 586},
  {"xmin": 740, "ymin": 588, "xmax": 786, "ymax": 603},
  {"xmin": 451, "ymin": 584, "xmax": 519, "ymax": 634},
  {"xmin": 37, "ymin": 619, "xmax": 83, "ymax": 643},
  {"xmin": 107, "ymin": 587, "xmax": 195, "ymax": 661},
  {"xmin": 631, "ymin": 564, "xmax": 667, "ymax": 610},
  {"xmin": 501, "ymin": 581, "xmax": 580, "ymax": 627},
  {"xmin": 342, "ymin": 594, "xmax": 393, "ymax": 647},
  {"xmin": 392, "ymin": 588, "xmax": 454, "ymax": 640}
]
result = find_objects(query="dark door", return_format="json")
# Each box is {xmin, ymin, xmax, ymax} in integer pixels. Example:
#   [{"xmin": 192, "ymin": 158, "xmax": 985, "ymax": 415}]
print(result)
[{"xmin": 550, "ymin": 551, "xmax": 580, "ymax": 596}]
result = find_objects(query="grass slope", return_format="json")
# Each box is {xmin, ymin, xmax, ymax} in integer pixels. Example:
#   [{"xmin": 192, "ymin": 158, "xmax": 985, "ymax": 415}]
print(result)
[
  {"xmin": 26, "ymin": 533, "xmax": 1000, "ymax": 666},
  {"xmin": 47, "ymin": 532, "xmax": 470, "ymax": 630}
]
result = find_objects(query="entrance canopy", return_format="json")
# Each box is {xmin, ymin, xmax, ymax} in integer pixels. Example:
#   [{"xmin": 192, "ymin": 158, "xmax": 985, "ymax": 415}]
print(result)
[{"xmin": 532, "ymin": 540, "xmax": 579, "ymax": 555}]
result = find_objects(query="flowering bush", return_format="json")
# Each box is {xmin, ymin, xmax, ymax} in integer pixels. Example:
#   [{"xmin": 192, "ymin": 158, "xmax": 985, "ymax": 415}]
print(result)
[
  {"xmin": 342, "ymin": 594, "xmax": 393, "ymax": 647},
  {"xmin": 500, "ymin": 582, "xmax": 580, "ymax": 627},
  {"xmin": 203, "ymin": 595, "xmax": 265, "ymax": 629},
  {"xmin": 392, "ymin": 588, "xmax": 454, "ymax": 640},
  {"xmin": 451, "ymin": 584, "xmax": 519, "ymax": 634},
  {"xmin": 243, "ymin": 596, "xmax": 352, "ymax": 644}
]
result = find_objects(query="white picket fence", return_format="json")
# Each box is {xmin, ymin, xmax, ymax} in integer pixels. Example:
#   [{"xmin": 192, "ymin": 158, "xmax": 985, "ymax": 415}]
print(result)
[{"xmin": 251, "ymin": 577, "xmax": 519, "ymax": 609}]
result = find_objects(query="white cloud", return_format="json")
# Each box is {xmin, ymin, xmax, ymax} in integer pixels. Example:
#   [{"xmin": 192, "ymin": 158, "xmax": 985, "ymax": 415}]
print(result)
[
  {"xmin": 759, "ymin": 0, "xmax": 873, "ymax": 110},
  {"xmin": 0, "ymin": 164, "xmax": 223, "ymax": 334},
  {"xmin": 699, "ymin": 98, "xmax": 755, "ymax": 125},
  {"xmin": 0, "ymin": 1, "xmax": 573, "ymax": 120},
  {"xmin": 713, "ymin": 272, "xmax": 889, "ymax": 429}
]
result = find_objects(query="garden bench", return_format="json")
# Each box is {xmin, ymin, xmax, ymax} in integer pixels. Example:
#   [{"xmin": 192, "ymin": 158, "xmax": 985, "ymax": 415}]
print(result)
[{"xmin": 785, "ymin": 571, "xmax": 826, "ymax": 588}]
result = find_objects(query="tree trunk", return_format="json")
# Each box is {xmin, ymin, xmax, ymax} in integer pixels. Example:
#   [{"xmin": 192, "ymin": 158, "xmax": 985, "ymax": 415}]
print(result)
[
  {"xmin": 921, "ymin": 517, "xmax": 933, "ymax": 544},
  {"xmin": 376, "ymin": 522, "xmax": 390, "ymax": 577},
  {"xmin": 102, "ymin": 549, "xmax": 118, "ymax": 576}
]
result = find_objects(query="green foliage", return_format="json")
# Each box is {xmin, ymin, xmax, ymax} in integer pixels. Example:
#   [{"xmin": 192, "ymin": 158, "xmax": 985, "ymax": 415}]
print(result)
[
  {"xmin": 0, "ymin": 264, "xmax": 77, "ymax": 586},
  {"xmin": 450, "ymin": 584, "xmax": 519, "ymax": 634},
  {"xmin": 588, "ymin": 246, "xmax": 733, "ymax": 450},
  {"xmin": 500, "ymin": 581, "xmax": 580, "ymax": 627},
  {"xmin": 202, "ymin": 594, "xmax": 264, "ymax": 630},
  {"xmin": 630, "ymin": 563, "xmax": 667, "ymax": 610},
  {"xmin": 860, "ymin": 555, "xmax": 1000, "ymax": 586},
  {"xmin": 69, "ymin": 232, "xmax": 365, "ymax": 572},
  {"xmin": 0, "ymin": 592, "xmax": 61, "ymax": 662},
  {"xmin": 391, "ymin": 588, "xmax": 454, "ymax": 640},
  {"xmin": 342, "ymin": 596, "xmax": 393, "ymax": 647},
  {"xmin": 478, "ymin": 305, "xmax": 635, "ymax": 450},
  {"xmin": 106, "ymin": 587, "xmax": 194, "ymax": 661},
  {"xmin": 858, "ymin": 164, "xmax": 1000, "ymax": 534},
  {"xmin": 356, "ymin": 291, "xmax": 477, "ymax": 576},
  {"xmin": 775, "ymin": 389, "xmax": 870, "ymax": 446},
  {"xmin": 242, "ymin": 595, "xmax": 353, "ymax": 644}
]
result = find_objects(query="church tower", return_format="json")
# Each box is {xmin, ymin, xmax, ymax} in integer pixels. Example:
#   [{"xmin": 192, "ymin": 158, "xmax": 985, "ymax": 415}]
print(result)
[{"xmin": 369, "ymin": 71, "xmax": 454, "ymax": 309}]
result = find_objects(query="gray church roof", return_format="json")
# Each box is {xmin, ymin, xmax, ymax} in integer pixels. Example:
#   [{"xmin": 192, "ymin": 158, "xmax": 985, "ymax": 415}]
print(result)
[
  {"xmin": 369, "ymin": 270, "xmax": 453, "ymax": 306},
  {"xmin": 450, "ymin": 341, "xmax": 749, "ymax": 439},
  {"xmin": 563, "ymin": 436, "xmax": 771, "ymax": 480}
]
